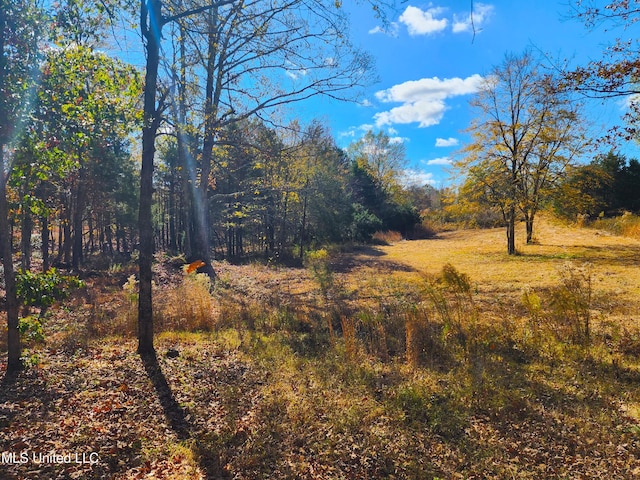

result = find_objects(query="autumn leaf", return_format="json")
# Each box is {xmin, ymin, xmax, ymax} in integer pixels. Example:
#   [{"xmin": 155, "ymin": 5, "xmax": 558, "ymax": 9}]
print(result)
[{"xmin": 185, "ymin": 260, "xmax": 206, "ymax": 274}]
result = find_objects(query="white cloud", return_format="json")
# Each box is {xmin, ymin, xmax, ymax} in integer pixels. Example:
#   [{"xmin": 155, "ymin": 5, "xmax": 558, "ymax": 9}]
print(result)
[
  {"xmin": 435, "ymin": 137, "xmax": 459, "ymax": 147},
  {"xmin": 374, "ymin": 75, "xmax": 483, "ymax": 128},
  {"xmin": 387, "ymin": 127, "xmax": 398, "ymax": 135},
  {"xmin": 401, "ymin": 168, "xmax": 437, "ymax": 187},
  {"xmin": 389, "ymin": 136, "xmax": 409, "ymax": 144},
  {"xmin": 285, "ymin": 60, "xmax": 308, "ymax": 80},
  {"xmin": 425, "ymin": 157, "xmax": 452, "ymax": 166},
  {"xmin": 621, "ymin": 94, "xmax": 640, "ymax": 111},
  {"xmin": 374, "ymin": 100, "xmax": 447, "ymax": 128},
  {"xmin": 368, "ymin": 22, "xmax": 399, "ymax": 36},
  {"xmin": 452, "ymin": 3, "xmax": 494, "ymax": 34},
  {"xmin": 360, "ymin": 99, "xmax": 373, "ymax": 107},
  {"xmin": 339, "ymin": 123, "xmax": 375, "ymax": 138},
  {"xmin": 324, "ymin": 57, "xmax": 337, "ymax": 67},
  {"xmin": 399, "ymin": 6, "xmax": 448, "ymax": 36}
]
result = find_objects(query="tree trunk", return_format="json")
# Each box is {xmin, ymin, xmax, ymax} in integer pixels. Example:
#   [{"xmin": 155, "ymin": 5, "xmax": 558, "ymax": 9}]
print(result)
[
  {"xmin": 0, "ymin": 159, "xmax": 21, "ymax": 371},
  {"xmin": 525, "ymin": 215, "xmax": 534, "ymax": 244},
  {"xmin": 299, "ymin": 180, "xmax": 309, "ymax": 259},
  {"xmin": 20, "ymin": 209, "xmax": 33, "ymax": 271},
  {"xmin": 0, "ymin": 4, "xmax": 21, "ymax": 371},
  {"xmin": 507, "ymin": 205, "xmax": 516, "ymax": 255},
  {"xmin": 138, "ymin": 0, "xmax": 162, "ymax": 357},
  {"xmin": 190, "ymin": 8, "xmax": 219, "ymax": 279},
  {"xmin": 41, "ymin": 214, "xmax": 49, "ymax": 271},
  {"xmin": 72, "ymin": 170, "xmax": 87, "ymax": 270}
]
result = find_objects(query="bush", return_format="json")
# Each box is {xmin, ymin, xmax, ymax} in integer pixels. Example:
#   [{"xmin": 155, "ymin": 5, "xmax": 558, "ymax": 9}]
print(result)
[
  {"xmin": 16, "ymin": 268, "xmax": 85, "ymax": 313},
  {"xmin": 406, "ymin": 221, "xmax": 437, "ymax": 240},
  {"xmin": 350, "ymin": 203, "xmax": 383, "ymax": 242},
  {"xmin": 521, "ymin": 262, "xmax": 593, "ymax": 346},
  {"xmin": 18, "ymin": 315, "xmax": 45, "ymax": 344},
  {"xmin": 547, "ymin": 263, "xmax": 593, "ymax": 346},
  {"xmin": 305, "ymin": 249, "xmax": 335, "ymax": 300}
]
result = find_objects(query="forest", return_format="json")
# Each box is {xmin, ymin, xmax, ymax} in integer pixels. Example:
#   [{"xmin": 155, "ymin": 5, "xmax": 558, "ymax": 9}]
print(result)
[{"xmin": 2, "ymin": 0, "xmax": 640, "ymax": 478}]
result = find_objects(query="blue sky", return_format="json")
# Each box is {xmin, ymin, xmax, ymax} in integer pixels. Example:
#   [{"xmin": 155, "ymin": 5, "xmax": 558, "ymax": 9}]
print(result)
[{"xmin": 294, "ymin": 1, "xmax": 640, "ymax": 188}]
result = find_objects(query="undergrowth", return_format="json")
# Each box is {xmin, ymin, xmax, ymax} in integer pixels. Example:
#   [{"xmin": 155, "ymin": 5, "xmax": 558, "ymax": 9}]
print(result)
[
  {"xmin": 4, "ymin": 245, "xmax": 640, "ymax": 478},
  {"xmin": 590, "ymin": 211, "xmax": 640, "ymax": 239}
]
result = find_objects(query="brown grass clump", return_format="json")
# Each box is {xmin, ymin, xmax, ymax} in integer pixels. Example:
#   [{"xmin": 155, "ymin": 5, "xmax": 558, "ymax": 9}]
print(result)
[
  {"xmin": 591, "ymin": 211, "xmax": 640, "ymax": 240},
  {"xmin": 372, "ymin": 230, "xmax": 403, "ymax": 244},
  {"xmin": 156, "ymin": 272, "xmax": 218, "ymax": 332}
]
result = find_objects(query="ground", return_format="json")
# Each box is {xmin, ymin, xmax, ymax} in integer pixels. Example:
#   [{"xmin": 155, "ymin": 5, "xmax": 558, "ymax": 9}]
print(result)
[{"xmin": 1, "ymin": 217, "xmax": 640, "ymax": 479}]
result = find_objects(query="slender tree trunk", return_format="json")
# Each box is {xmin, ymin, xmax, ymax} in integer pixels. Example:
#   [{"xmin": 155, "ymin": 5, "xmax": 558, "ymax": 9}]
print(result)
[
  {"xmin": 105, "ymin": 221, "xmax": 114, "ymax": 255},
  {"xmin": 0, "ymin": 4, "xmax": 22, "ymax": 371},
  {"xmin": 299, "ymin": 185, "xmax": 308, "ymax": 260},
  {"xmin": 41, "ymin": 214, "xmax": 49, "ymax": 271},
  {"xmin": 72, "ymin": 170, "xmax": 87, "ymax": 270},
  {"xmin": 57, "ymin": 218, "xmax": 63, "ymax": 261},
  {"xmin": 524, "ymin": 204, "xmax": 538, "ymax": 244},
  {"xmin": 525, "ymin": 215, "xmax": 534, "ymax": 244},
  {"xmin": 138, "ymin": 0, "xmax": 162, "ymax": 357},
  {"xmin": 172, "ymin": 24, "xmax": 194, "ymax": 260},
  {"xmin": 20, "ymin": 209, "xmax": 33, "ymax": 271},
  {"xmin": 168, "ymin": 171, "xmax": 177, "ymax": 253},
  {"xmin": 190, "ymin": 8, "xmax": 219, "ymax": 278},
  {"xmin": 63, "ymin": 197, "xmax": 72, "ymax": 264},
  {"xmin": 507, "ymin": 205, "xmax": 516, "ymax": 255},
  {"xmin": 88, "ymin": 212, "xmax": 94, "ymax": 253},
  {"xmin": 0, "ymin": 152, "xmax": 21, "ymax": 371}
]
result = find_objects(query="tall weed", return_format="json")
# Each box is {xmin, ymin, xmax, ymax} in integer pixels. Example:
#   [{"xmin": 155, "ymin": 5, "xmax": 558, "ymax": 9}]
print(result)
[
  {"xmin": 521, "ymin": 263, "xmax": 594, "ymax": 347},
  {"xmin": 592, "ymin": 211, "xmax": 640, "ymax": 239},
  {"xmin": 156, "ymin": 271, "xmax": 217, "ymax": 332}
]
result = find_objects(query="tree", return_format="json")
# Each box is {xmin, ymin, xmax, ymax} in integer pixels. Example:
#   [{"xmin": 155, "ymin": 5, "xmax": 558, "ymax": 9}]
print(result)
[
  {"xmin": 518, "ymin": 76, "xmax": 585, "ymax": 242},
  {"xmin": 456, "ymin": 51, "xmax": 582, "ymax": 254},
  {"xmin": 138, "ymin": 0, "xmax": 240, "ymax": 355},
  {"xmin": 32, "ymin": 46, "xmax": 141, "ymax": 270},
  {"xmin": 554, "ymin": 151, "xmax": 640, "ymax": 218},
  {"xmin": 168, "ymin": 0, "xmax": 378, "ymax": 276},
  {"xmin": 348, "ymin": 131, "xmax": 407, "ymax": 197},
  {"xmin": 347, "ymin": 130, "xmax": 418, "ymax": 237},
  {"xmin": 0, "ymin": 0, "xmax": 46, "ymax": 371},
  {"xmin": 552, "ymin": 158, "xmax": 614, "ymax": 220}
]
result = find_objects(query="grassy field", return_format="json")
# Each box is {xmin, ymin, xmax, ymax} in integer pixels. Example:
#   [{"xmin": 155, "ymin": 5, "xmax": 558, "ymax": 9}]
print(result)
[{"xmin": 2, "ymin": 217, "xmax": 640, "ymax": 479}]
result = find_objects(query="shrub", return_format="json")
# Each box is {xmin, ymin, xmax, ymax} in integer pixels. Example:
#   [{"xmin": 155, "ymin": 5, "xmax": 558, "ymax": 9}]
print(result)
[
  {"xmin": 407, "ymin": 221, "xmax": 437, "ymax": 240},
  {"xmin": 305, "ymin": 249, "xmax": 335, "ymax": 300},
  {"xmin": 350, "ymin": 203, "xmax": 383, "ymax": 242},
  {"xmin": 16, "ymin": 268, "xmax": 85, "ymax": 313},
  {"xmin": 18, "ymin": 315, "xmax": 45, "ymax": 344},
  {"xmin": 547, "ymin": 263, "xmax": 593, "ymax": 346},
  {"xmin": 521, "ymin": 263, "xmax": 594, "ymax": 347}
]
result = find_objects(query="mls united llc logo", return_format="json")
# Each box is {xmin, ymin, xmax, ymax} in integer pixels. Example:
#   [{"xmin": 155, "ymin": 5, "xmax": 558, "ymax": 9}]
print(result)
[{"xmin": 1, "ymin": 451, "xmax": 99, "ymax": 465}]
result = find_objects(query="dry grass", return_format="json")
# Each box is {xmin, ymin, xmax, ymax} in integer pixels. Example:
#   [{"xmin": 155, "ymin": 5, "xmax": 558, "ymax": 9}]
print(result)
[
  {"xmin": 372, "ymin": 230, "xmax": 403, "ymax": 244},
  {"xmin": 591, "ymin": 211, "xmax": 640, "ymax": 240},
  {"xmin": 356, "ymin": 216, "xmax": 640, "ymax": 323},
  {"xmin": 4, "ymin": 216, "xmax": 640, "ymax": 478}
]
